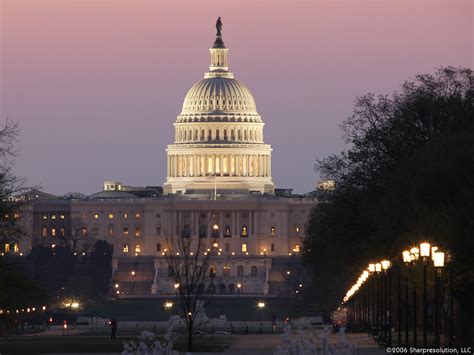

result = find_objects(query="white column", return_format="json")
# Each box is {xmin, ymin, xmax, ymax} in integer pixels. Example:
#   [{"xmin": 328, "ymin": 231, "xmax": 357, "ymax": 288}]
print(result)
[{"xmin": 220, "ymin": 154, "xmax": 224, "ymax": 176}]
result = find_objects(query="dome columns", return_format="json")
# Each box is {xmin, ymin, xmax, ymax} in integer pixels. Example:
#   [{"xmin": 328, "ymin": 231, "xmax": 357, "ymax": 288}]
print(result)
[{"xmin": 167, "ymin": 152, "xmax": 272, "ymax": 179}]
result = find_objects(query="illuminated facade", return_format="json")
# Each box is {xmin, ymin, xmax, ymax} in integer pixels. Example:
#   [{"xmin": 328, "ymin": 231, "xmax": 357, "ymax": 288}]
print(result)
[{"xmin": 14, "ymin": 20, "xmax": 317, "ymax": 296}]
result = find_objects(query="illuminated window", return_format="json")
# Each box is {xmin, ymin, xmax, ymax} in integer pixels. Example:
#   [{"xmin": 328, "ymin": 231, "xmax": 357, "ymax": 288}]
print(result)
[
  {"xmin": 93, "ymin": 213, "xmax": 99, "ymax": 219},
  {"xmin": 123, "ymin": 213, "xmax": 128, "ymax": 219},
  {"xmin": 295, "ymin": 226, "xmax": 300, "ymax": 233},
  {"xmin": 42, "ymin": 228, "xmax": 47, "ymax": 237},
  {"xmin": 135, "ymin": 213, "xmax": 141, "ymax": 220},
  {"xmin": 51, "ymin": 214, "xmax": 56, "ymax": 220},
  {"xmin": 60, "ymin": 214, "xmax": 65, "ymax": 219},
  {"xmin": 123, "ymin": 227, "xmax": 129, "ymax": 237},
  {"xmin": 156, "ymin": 243, "xmax": 161, "ymax": 252},
  {"xmin": 241, "ymin": 226, "xmax": 248, "ymax": 237},
  {"xmin": 251, "ymin": 266, "xmax": 258, "ymax": 277},
  {"xmin": 293, "ymin": 244, "xmax": 301, "ymax": 253},
  {"xmin": 51, "ymin": 228, "xmax": 56, "ymax": 237},
  {"xmin": 82, "ymin": 213, "xmax": 87, "ymax": 219},
  {"xmin": 123, "ymin": 244, "xmax": 129, "ymax": 253},
  {"xmin": 210, "ymin": 266, "xmax": 216, "ymax": 278},
  {"xmin": 212, "ymin": 242, "xmax": 218, "ymax": 248},
  {"xmin": 42, "ymin": 214, "xmax": 47, "ymax": 220},
  {"xmin": 241, "ymin": 243, "xmax": 247, "ymax": 253},
  {"xmin": 135, "ymin": 245, "xmax": 141, "ymax": 253},
  {"xmin": 270, "ymin": 226, "xmax": 276, "ymax": 235},
  {"xmin": 108, "ymin": 224, "xmax": 114, "ymax": 237},
  {"xmin": 224, "ymin": 225, "xmax": 231, "ymax": 237},
  {"xmin": 223, "ymin": 265, "xmax": 230, "ymax": 277},
  {"xmin": 82, "ymin": 227, "xmax": 87, "ymax": 237},
  {"xmin": 237, "ymin": 266, "xmax": 244, "ymax": 277},
  {"xmin": 13, "ymin": 244, "xmax": 19, "ymax": 252},
  {"xmin": 14, "ymin": 212, "xmax": 20, "ymax": 220},
  {"xmin": 60, "ymin": 228, "xmax": 65, "ymax": 237},
  {"xmin": 134, "ymin": 227, "xmax": 141, "ymax": 237},
  {"xmin": 108, "ymin": 213, "xmax": 114, "ymax": 219},
  {"xmin": 4, "ymin": 244, "xmax": 10, "ymax": 252}
]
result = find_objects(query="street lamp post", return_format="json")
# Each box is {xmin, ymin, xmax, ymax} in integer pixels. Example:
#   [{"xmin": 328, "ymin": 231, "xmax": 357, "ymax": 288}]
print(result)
[
  {"xmin": 258, "ymin": 301, "xmax": 265, "ymax": 334},
  {"xmin": 420, "ymin": 242, "xmax": 431, "ymax": 347},
  {"xmin": 397, "ymin": 261, "xmax": 402, "ymax": 346},
  {"xmin": 382, "ymin": 260, "xmax": 391, "ymax": 346},
  {"xmin": 369, "ymin": 263, "xmax": 376, "ymax": 335},
  {"xmin": 402, "ymin": 250, "xmax": 411, "ymax": 347},
  {"xmin": 410, "ymin": 247, "xmax": 419, "ymax": 348},
  {"xmin": 375, "ymin": 262, "xmax": 382, "ymax": 340},
  {"xmin": 433, "ymin": 251, "xmax": 445, "ymax": 347}
]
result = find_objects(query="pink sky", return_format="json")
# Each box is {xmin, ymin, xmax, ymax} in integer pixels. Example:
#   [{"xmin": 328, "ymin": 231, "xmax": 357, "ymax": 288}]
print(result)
[{"xmin": 1, "ymin": 0, "xmax": 472, "ymax": 194}]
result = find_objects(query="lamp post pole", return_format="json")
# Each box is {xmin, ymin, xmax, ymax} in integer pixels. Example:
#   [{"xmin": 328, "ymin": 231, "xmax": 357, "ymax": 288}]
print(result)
[
  {"xmin": 398, "ymin": 262, "xmax": 402, "ymax": 346},
  {"xmin": 402, "ymin": 251, "xmax": 411, "ymax": 347},
  {"xmin": 419, "ymin": 242, "xmax": 431, "ymax": 348},
  {"xmin": 433, "ymin": 252, "xmax": 445, "ymax": 347},
  {"xmin": 387, "ymin": 264, "xmax": 392, "ymax": 347}
]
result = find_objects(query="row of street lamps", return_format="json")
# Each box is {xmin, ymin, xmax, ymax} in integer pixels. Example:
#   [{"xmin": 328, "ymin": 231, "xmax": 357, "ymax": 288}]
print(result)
[{"xmin": 342, "ymin": 242, "xmax": 451, "ymax": 347}]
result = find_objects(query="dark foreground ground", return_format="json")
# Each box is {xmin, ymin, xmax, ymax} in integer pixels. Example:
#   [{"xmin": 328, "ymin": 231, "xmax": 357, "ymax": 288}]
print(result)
[{"xmin": 88, "ymin": 296, "xmax": 306, "ymax": 321}]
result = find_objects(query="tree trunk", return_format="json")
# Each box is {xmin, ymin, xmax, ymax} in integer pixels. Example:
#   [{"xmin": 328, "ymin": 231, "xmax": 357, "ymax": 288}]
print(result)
[{"xmin": 188, "ymin": 321, "xmax": 193, "ymax": 352}]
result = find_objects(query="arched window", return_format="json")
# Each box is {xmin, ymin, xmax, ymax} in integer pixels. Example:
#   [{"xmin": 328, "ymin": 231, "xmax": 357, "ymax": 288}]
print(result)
[
  {"xmin": 237, "ymin": 266, "xmax": 244, "ymax": 277},
  {"xmin": 108, "ymin": 224, "xmax": 114, "ymax": 237},
  {"xmin": 211, "ymin": 223, "xmax": 220, "ymax": 238},
  {"xmin": 270, "ymin": 226, "xmax": 276, "ymax": 235},
  {"xmin": 223, "ymin": 265, "xmax": 230, "ymax": 277},
  {"xmin": 224, "ymin": 225, "xmax": 231, "ymax": 238},
  {"xmin": 210, "ymin": 265, "xmax": 216, "ymax": 278},
  {"xmin": 241, "ymin": 225, "xmax": 248, "ymax": 237},
  {"xmin": 135, "ymin": 244, "xmax": 141, "ymax": 254},
  {"xmin": 216, "ymin": 129, "xmax": 220, "ymax": 140},
  {"xmin": 251, "ymin": 266, "xmax": 258, "ymax": 277}
]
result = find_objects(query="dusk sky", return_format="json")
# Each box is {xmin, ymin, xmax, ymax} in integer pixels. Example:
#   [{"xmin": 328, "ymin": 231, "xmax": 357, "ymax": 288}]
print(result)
[{"xmin": 1, "ymin": 0, "xmax": 472, "ymax": 195}]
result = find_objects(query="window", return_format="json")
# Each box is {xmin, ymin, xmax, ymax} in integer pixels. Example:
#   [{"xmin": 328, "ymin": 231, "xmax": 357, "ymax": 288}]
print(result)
[
  {"xmin": 211, "ymin": 224, "xmax": 219, "ymax": 238},
  {"xmin": 42, "ymin": 214, "xmax": 48, "ymax": 220},
  {"xmin": 237, "ymin": 266, "xmax": 244, "ymax": 277},
  {"xmin": 4, "ymin": 244, "xmax": 10, "ymax": 252},
  {"xmin": 223, "ymin": 265, "xmax": 230, "ymax": 277},
  {"xmin": 270, "ymin": 226, "xmax": 276, "ymax": 235},
  {"xmin": 135, "ymin": 213, "xmax": 141, "ymax": 220},
  {"xmin": 241, "ymin": 243, "xmax": 247, "ymax": 253},
  {"xmin": 241, "ymin": 226, "xmax": 248, "ymax": 237},
  {"xmin": 14, "ymin": 212, "xmax": 20, "ymax": 220},
  {"xmin": 51, "ymin": 214, "xmax": 56, "ymax": 220},
  {"xmin": 199, "ymin": 225, "xmax": 207, "ymax": 238},
  {"xmin": 135, "ymin": 245, "xmax": 141, "ymax": 253},
  {"xmin": 108, "ymin": 224, "xmax": 114, "ymax": 237},
  {"xmin": 13, "ymin": 244, "xmax": 19, "ymax": 252},
  {"xmin": 156, "ymin": 213, "xmax": 161, "ymax": 218},
  {"xmin": 156, "ymin": 243, "xmax": 161, "ymax": 252},
  {"xmin": 60, "ymin": 214, "xmax": 65, "ymax": 219},
  {"xmin": 123, "ymin": 244, "xmax": 129, "ymax": 253},
  {"xmin": 82, "ymin": 227, "xmax": 87, "ymax": 237},
  {"xmin": 60, "ymin": 228, "xmax": 65, "ymax": 237},
  {"xmin": 212, "ymin": 242, "xmax": 218, "ymax": 248},
  {"xmin": 156, "ymin": 226, "xmax": 161, "ymax": 235},
  {"xmin": 123, "ymin": 227, "xmax": 129, "ymax": 237},
  {"xmin": 251, "ymin": 266, "xmax": 258, "ymax": 277},
  {"xmin": 271, "ymin": 243, "xmax": 275, "ymax": 252},
  {"xmin": 42, "ymin": 228, "xmax": 47, "ymax": 237},
  {"xmin": 51, "ymin": 228, "xmax": 56, "ymax": 237},
  {"xmin": 93, "ymin": 213, "xmax": 99, "ymax": 219},
  {"xmin": 295, "ymin": 226, "xmax": 300, "ymax": 233},
  {"xmin": 123, "ymin": 213, "xmax": 128, "ymax": 219},
  {"xmin": 134, "ymin": 227, "xmax": 141, "ymax": 237},
  {"xmin": 293, "ymin": 244, "xmax": 301, "ymax": 253},
  {"xmin": 108, "ymin": 213, "xmax": 114, "ymax": 219},
  {"xmin": 210, "ymin": 266, "xmax": 216, "ymax": 278},
  {"xmin": 225, "ymin": 243, "xmax": 230, "ymax": 252},
  {"xmin": 224, "ymin": 225, "xmax": 231, "ymax": 237}
]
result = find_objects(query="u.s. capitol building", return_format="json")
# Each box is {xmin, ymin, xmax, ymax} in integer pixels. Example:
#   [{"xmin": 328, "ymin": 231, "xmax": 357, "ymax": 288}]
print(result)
[{"xmin": 16, "ymin": 20, "xmax": 323, "ymax": 297}]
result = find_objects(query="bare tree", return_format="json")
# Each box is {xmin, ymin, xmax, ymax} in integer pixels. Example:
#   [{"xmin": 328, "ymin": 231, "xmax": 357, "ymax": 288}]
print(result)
[
  {"xmin": 164, "ymin": 236, "xmax": 216, "ymax": 352},
  {"xmin": 60, "ymin": 218, "xmax": 93, "ymax": 256}
]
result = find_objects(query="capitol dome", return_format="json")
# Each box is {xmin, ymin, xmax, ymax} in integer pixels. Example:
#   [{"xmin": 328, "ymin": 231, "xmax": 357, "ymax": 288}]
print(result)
[{"xmin": 163, "ymin": 18, "xmax": 274, "ymax": 195}]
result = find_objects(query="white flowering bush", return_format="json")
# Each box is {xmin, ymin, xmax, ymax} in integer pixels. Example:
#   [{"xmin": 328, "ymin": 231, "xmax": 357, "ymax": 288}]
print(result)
[
  {"xmin": 121, "ymin": 322, "xmax": 178, "ymax": 355},
  {"xmin": 273, "ymin": 324, "xmax": 354, "ymax": 355}
]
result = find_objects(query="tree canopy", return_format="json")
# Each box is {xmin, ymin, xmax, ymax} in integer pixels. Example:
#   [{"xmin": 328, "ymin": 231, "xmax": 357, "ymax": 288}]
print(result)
[{"xmin": 304, "ymin": 67, "xmax": 473, "ymax": 310}]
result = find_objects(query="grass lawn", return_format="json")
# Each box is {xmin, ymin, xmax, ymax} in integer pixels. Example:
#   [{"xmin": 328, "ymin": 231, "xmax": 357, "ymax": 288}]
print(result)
[
  {"xmin": 89, "ymin": 296, "xmax": 301, "ymax": 322},
  {"xmin": 0, "ymin": 334, "xmax": 233, "ymax": 354}
]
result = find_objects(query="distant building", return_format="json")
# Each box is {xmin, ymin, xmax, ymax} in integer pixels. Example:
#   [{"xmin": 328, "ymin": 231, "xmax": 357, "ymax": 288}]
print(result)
[{"xmin": 12, "ymin": 20, "xmax": 318, "ymax": 296}]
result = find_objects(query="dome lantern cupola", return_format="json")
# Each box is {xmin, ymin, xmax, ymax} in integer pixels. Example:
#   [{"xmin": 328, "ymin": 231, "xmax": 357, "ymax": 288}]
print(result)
[{"xmin": 207, "ymin": 17, "xmax": 232, "ymax": 78}]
